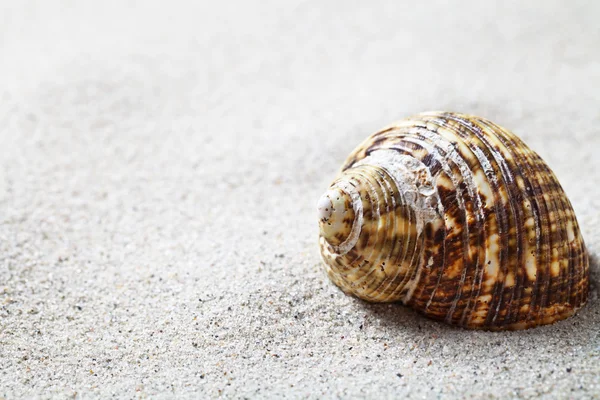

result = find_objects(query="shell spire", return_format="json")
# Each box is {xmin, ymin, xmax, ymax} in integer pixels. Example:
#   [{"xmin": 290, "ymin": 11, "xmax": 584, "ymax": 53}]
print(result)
[{"xmin": 318, "ymin": 111, "xmax": 589, "ymax": 330}]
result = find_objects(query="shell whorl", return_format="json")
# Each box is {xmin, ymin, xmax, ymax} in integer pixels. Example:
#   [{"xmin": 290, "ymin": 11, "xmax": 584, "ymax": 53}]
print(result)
[{"xmin": 318, "ymin": 111, "xmax": 589, "ymax": 330}]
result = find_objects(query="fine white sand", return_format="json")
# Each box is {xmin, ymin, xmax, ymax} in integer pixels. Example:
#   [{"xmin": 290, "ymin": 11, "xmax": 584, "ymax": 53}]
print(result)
[{"xmin": 1, "ymin": 1, "xmax": 599, "ymax": 398}]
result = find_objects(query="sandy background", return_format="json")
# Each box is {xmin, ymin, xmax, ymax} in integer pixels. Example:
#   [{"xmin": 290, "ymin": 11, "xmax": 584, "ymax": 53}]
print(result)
[{"xmin": 1, "ymin": 0, "xmax": 599, "ymax": 398}]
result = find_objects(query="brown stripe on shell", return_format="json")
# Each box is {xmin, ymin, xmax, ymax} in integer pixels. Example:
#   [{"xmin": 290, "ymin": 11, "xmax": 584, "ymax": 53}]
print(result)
[{"xmin": 318, "ymin": 111, "xmax": 589, "ymax": 330}]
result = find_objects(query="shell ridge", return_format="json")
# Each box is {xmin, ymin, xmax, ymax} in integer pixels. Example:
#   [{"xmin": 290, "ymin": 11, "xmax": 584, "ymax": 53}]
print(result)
[
  {"xmin": 345, "ymin": 169, "xmax": 383, "ymax": 290},
  {"xmin": 368, "ymin": 166, "xmax": 416, "ymax": 301},
  {"xmin": 449, "ymin": 117, "xmax": 511, "ymax": 326},
  {"xmin": 388, "ymin": 159, "xmax": 419, "ymax": 301},
  {"xmin": 514, "ymin": 132, "xmax": 575, "ymax": 320},
  {"xmin": 359, "ymin": 167, "xmax": 397, "ymax": 300},
  {"xmin": 450, "ymin": 117, "xmax": 511, "ymax": 327},
  {"xmin": 412, "ymin": 120, "xmax": 488, "ymax": 324},
  {"xmin": 472, "ymin": 117, "xmax": 529, "ymax": 326},
  {"xmin": 400, "ymin": 227, "xmax": 428, "ymax": 303},
  {"xmin": 374, "ymin": 167, "xmax": 403, "ymax": 301},
  {"xmin": 392, "ymin": 172, "xmax": 418, "ymax": 300},
  {"xmin": 355, "ymin": 147, "xmax": 442, "ymax": 302},
  {"xmin": 481, "ymin": 124, "xmax": 541, "ymax": 327},
  {"xmin": 380, "ymin": 135, "xmax": 450, "ymax": 310},
  {"xmin": 528, "ymin": 152, "xmax": 565, "ymax": 324},
  {"xmin": 330, "ymin": 181, "xmax": 364, "ymax": 255},
  {"xmin": 481, "ymin": 118, "xmax": 575, "ymax": 326},
  {"xmin": 347, "ymin": 167, "xmax": 402, "ymax": 298},
  {"xmin": 400, "ymin": 128, "xmax": 472, "ymax": 320},
  {"xmin": 384, "ymin": 120, "xmax": 486, "ymax": 322},
  {"xmin": 447, "ymin": 115, "xmax": 520, "ymax": 328},
  {"xmin": 516, "ymin": 151, "xmax": 553, "ymax": 326},
  {"xmin": 420, "ymin": 116, "xmax": 497, "ymax": 326},
  {"xmin": 476, "ymin": 118, "xmax": 551, "ymax": 326}
]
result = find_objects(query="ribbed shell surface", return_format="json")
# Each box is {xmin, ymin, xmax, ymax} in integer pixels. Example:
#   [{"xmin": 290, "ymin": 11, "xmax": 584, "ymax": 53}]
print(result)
[{"xmin": 319, "ymin": 112, "xmax": 589, "ymax": 330}]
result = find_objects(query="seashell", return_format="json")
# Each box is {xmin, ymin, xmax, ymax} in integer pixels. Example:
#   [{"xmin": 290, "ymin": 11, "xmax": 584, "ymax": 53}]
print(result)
[{"xmin": 317, "ymin": 111, "xmax": 589, "ymax": 330}]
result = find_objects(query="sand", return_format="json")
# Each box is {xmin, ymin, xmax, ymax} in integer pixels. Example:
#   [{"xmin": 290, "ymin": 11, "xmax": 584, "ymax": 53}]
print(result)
[{"xmin": 1, "ymin": 1, "xmax": 599, "ymax": 398}]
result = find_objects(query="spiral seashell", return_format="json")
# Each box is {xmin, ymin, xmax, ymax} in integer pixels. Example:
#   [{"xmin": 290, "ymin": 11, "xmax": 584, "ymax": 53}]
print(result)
[{"xmin": 317, "ymin": 112, "xmax": 589, "ymax": 330}]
